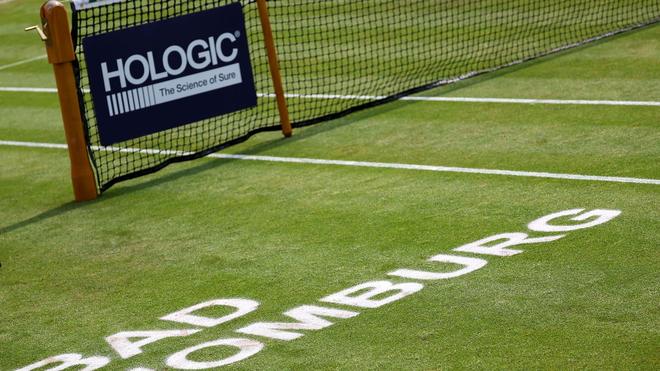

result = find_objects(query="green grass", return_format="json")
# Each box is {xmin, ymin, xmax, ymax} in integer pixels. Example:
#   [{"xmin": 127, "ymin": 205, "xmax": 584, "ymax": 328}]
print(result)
[{"xmin": 1, "ymin": 0, "xmax": 659, "ymax": 370}]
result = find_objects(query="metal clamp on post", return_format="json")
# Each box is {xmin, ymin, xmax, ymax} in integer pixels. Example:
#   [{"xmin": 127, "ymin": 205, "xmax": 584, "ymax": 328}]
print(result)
[{"xmin": 25, "ymin": 25, "xmax": 48, "ymax": 41}]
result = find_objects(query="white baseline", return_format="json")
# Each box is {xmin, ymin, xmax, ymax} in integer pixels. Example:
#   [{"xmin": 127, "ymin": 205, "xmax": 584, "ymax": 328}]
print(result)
[
  {"xmin": 1, "ymin": 86, "xmax": 659, "ymax": 107},
  {"xmin": 1, "ymin": 140, "xmax": 658, "ymax": 185},
  {"xmin": 0, "ymin": 55, "xmax": 47, "ymax": 72}
]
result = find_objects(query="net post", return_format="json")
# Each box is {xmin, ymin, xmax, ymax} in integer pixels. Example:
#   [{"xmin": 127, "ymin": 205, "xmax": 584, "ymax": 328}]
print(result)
[
  {"xmin": 256, "ymin": 0, "xmax": 292, "ymax": 138},
  {"xmin": 40, "ymin": 0, "xmax": 97, "ymax": 201}
]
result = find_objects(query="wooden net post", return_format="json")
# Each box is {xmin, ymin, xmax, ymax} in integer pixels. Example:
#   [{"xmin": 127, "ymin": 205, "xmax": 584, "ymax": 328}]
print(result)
[
  {"xmin": 256, "ymin": 0, "xmax": 292, "ymax": 138},
  {"xmin": 39, "ymin": 0, "xmax": 97, "ymax": 201}
]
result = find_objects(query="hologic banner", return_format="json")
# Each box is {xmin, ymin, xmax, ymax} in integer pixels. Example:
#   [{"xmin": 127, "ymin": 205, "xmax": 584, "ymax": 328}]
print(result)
[
  {"xmin": 72, "ymin": 0, "xmax": 125, "ymax": 10},
  {"xmin": 83, "ymin": 2, "xmax": 257, "ymax": 146}
]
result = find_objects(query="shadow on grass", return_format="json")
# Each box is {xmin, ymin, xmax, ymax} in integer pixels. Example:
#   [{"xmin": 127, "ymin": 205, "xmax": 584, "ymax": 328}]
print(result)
[
  {"xmin": 0, "ymin": 104, "xmax": 397, "ymax": 236},
  {"xmin": 1, "ymin": 25, "xmax": 654, "ymax": 235},
  {"xmin": 0, "ymin": 202, "xmax": 79, "ymax": 235}
]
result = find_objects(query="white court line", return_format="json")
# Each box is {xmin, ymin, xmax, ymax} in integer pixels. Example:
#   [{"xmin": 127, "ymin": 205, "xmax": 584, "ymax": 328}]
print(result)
[
  {"xmin": 266, "ymin": 93, "xmax": 660, "ymax": 107},
  {"xmin": 0, "ymin": 87, "xmax": 57, "ymax": 93},
  {"xmin": 1, "ymin": 86, "xmax": 659, "ymax": 107},
  {"xmin": 1, "ymin": 140, "xmax": 658, "ymax": 185},
  {"xmin": 0, "ymin": 55, "xmax": 47, "ymax": 71},
  {"xmin": 400, "ymin": 96, "xmax": 660, "ymax": 107}
]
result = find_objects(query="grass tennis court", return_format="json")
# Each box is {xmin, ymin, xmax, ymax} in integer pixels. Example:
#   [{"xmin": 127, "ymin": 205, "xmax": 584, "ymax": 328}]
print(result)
[{"xmin": 1, "ymin": 0, "xmax": 659, "ymax": 369}]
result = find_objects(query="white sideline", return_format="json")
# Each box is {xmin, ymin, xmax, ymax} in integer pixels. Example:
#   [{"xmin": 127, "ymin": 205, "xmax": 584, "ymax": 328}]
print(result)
[
  {"xmin": 263, "ymin": 92, "xmax": 660, "ymax": 107},
  {"xmin": 1, "ymin": 86, "xmax": 659, "ymax": 106},
  {"xmin": 0, "ymin": 87, "xmax": 57, "ymax": 93},
  {"xmin": 1, "ymin": 140, "xmax": 658, "ymax": 185},
  {"xmin": 0, "ymin": 55, "xmax": 47, "ymax": 71},
  {"xmin": 402, "ymin": 96, "xmax": 660, "ymax": 106}
]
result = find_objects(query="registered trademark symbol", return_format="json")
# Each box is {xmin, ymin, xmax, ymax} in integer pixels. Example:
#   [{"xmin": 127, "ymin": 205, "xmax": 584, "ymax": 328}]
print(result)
[{"xmin": 234, "ymin": 30, "xmax": 241, "ymax": 38}]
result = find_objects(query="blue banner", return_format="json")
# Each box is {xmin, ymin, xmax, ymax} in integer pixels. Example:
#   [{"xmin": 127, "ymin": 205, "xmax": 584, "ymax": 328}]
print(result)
[
  {"xmin": 83, "ymin": 3, "xmax": 257, "ymax": 146},
  {"xmin": 73, "ymin": 0, "xmax": 124, "ymax": 9}
]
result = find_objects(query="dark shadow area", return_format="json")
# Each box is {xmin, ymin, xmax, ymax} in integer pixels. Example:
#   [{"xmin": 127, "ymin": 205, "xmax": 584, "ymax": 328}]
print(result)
[
  {"xmin": 97, "ymin": 97, "xmax": 416, "ymax": 200},
  {"xmin": 0, "ymin": 103, "xmax": 407, "ymax": 236},
  {"xmin": 2, "ymin": 24, "xmax": 655, "ymax": 236},
  {"xmin": 0, "ymin": 202, "xmax": 79, "ymax": 236}
]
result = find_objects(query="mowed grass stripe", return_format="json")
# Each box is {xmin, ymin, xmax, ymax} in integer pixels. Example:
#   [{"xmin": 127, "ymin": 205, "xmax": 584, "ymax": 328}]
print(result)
[{"xmin": 2, "ymin": 140, "xmax": 659, "ymax": 185}]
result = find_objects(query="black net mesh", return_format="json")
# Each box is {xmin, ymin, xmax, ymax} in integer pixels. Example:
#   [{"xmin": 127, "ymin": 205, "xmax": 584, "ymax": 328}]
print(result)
[{"xmin": 71, "ymin": 0, "xmax": 660, "ymax": 193}]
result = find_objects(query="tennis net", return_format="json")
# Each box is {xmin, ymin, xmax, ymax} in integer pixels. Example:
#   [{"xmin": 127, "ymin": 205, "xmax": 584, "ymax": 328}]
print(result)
[{"xmin": 70, "ymin": 0, "xmax": 660, "ymax": 192}]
